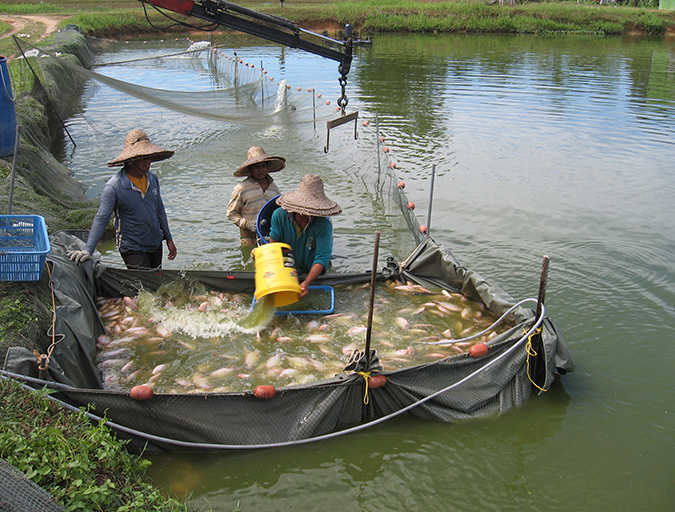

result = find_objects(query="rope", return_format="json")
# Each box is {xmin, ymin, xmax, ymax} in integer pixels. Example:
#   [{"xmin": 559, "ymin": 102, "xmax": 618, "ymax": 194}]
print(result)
[
  {"xmin": 1, "ymin": 61, "xmax": 16, "ymax": 102},
  {"xmin": 1, "ymin": 308, "xmax": 545, "ymax": 451},
  {"xmin": 91, "ymin": 43, "xmax": 231, "ymax": 67},
  {"xmin": 425, "ymin": 297, "xmax": 539, "ymax": 346},
  {"xmin": 32, "ymin": 264, "xmax": 64, "ymax": 372},
  {"xmin": 526, "ymin": 327, "xmax": 547, "ymax": 392},
  {"xmin": 357, "ymin": 371, "xmax": 372, "ymax": 404}
]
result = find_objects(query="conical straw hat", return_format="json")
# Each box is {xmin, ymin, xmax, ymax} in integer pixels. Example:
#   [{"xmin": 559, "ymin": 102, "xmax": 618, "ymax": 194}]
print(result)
[
  {"xmin": 108, "ymin": 129, "xmax": 174, "ymax": 167},
  {"xmin": 234, "ymin": 146, "xmax": 285, "ymax": 177},
  {"xmin": 276, "ymin": 174, "xmax": 342, "ymax": 217}
]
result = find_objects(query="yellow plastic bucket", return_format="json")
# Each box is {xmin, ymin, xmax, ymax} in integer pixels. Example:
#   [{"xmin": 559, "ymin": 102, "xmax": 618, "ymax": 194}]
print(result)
[{"xmin": 252, "ymin": 242, "xmax": 301, "ymax": 307}]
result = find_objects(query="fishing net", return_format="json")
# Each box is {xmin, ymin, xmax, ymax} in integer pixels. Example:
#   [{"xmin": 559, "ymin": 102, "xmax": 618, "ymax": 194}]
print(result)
[
  {"xmin": 21, "ymin": 34, "xmax": 341, "ymax": 126},
  {"xmin": 1, "ymin": 30, "xmax": 574, "ymax": 453},
  {"xmin": 1, "ymin": 30, "xmax": 98, "ymax": 230},
  {"xmin": 0, "ymin": 458, "xmax": 65, "ymax": 512},
  {"xmin": 3, "ymin": 232, "xmax": 574, "ymax": 453}
]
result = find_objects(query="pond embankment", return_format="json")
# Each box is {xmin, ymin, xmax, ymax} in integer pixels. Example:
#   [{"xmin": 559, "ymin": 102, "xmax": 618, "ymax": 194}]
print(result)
[{"xmin": 0, "ymin": 28, "xmax": 99, "ymax": 360}]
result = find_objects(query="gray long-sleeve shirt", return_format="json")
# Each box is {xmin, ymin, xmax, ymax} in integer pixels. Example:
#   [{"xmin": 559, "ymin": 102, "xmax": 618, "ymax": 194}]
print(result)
[{"xmin": 84, "ymin": 169, "xmax": 172, "ymax": 254}]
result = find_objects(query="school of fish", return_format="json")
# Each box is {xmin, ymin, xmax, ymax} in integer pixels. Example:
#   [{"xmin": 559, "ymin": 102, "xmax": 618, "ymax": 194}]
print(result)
[{"xmin": 95, "ymin": 279, "xmax": 514, "ymax": 394}]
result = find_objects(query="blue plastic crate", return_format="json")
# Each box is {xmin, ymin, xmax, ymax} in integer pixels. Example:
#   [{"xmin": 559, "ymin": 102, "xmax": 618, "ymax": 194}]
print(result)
[
  {"xmin": 252, "ymin": 285, "xmax": 335, "ymax": 315},
  {"xmin": 0, "ymin": 215, "xmax": 51, "ymax": 282}
]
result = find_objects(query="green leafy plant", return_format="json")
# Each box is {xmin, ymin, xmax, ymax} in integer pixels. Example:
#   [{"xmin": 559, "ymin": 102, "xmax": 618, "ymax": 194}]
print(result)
[
  {"xmin": 0, "ymin": 378, "xmax": 190, "ymax": 511},
  {"xmin": 0, "ymin": 298, "xmax": 38, "ymax": 339}
]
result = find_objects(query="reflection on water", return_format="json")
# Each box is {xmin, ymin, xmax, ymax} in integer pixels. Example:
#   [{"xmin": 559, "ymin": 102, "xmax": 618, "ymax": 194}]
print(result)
[{"xmin": 64, "ymin": 33, "xmax": 675, "ymax": 512}]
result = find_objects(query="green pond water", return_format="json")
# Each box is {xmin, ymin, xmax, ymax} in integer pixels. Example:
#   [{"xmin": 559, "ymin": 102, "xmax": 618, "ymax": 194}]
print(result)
[{"xmin": 63, "ymin": 32, "xmax": 675, "ymax": 512}]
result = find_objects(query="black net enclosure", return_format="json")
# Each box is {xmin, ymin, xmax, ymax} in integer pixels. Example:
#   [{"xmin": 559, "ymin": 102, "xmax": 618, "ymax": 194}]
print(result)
[{"xmin": 3, "ymin": 232, "xmax": 574, "ymax": 453}]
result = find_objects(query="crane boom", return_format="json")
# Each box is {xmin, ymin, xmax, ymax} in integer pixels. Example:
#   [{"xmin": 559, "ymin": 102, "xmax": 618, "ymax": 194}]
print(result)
[{"xmin": 138, "ymin": 0, "xmax": 352, "ymax": 77}]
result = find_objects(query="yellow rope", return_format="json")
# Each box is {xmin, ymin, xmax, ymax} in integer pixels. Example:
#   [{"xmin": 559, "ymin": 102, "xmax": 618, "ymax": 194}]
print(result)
[
  {"xmin": 525, "ymin": 327, "xmax": 547, "ymax": 392},
  {"xmin": 358, "ymin": 371, "xmax": 372, "ymax": 404}
]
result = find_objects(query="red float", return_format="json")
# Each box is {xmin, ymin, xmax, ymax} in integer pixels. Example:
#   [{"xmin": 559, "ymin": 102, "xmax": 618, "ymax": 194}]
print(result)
[
  {"xmin": 130, "ymin": 384, "xmax": 153, "ymax": 401},
  {"xmin": 407, "ymin": 201, "xmax": 415, "ymax": 210},
  {"xmin": 397, "ymin": 181, "xmax": 405, "ymax": 189},
  {"xmin": 254, "ymin": 385, "xmax": 277, "ymax": 399},
  {"xmin": 469, "ymin": 343, "xmax": 489, "ymax": 358},
  {"xmin": 368, "ymin": 375, "xmax": 388, "ymax": 388},
  {"xmin": 419, "ymin": 225, "xmax": 428, "ymax": 234}
]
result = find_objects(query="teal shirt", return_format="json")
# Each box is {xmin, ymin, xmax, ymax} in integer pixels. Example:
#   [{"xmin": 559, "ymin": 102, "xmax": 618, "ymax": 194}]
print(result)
[{"xmin": 269, "ymin": 208, "xmax": 333, "ymax": 274}]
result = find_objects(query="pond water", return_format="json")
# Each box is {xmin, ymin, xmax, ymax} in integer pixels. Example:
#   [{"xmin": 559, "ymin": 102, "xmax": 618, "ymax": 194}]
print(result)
[{"xmin": 62, "ymin": 32, "xmax": 675, "ymax": 512}]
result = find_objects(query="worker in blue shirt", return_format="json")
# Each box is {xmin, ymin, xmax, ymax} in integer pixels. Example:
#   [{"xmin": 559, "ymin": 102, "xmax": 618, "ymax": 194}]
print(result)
[
  {"xmin": 67, "ymin": 129, "xmax": 177, "ymax": 270},
  {"xmin": 269, "ymin": 174, "xmax": 341, "ymax": 298}
]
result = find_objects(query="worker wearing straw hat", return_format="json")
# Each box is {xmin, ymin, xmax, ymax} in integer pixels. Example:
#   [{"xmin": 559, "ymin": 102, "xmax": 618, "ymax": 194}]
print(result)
[
  {"xmin": 67, "ymin": 129, "xmax": 177, "ymax": 270},
  {"xmin": 269, "ymin": 174, "xmax": 341, "ymax": 298},
  {"xmin": 227, "ymin": 146, "xmax": 285, "ymax": 246}
]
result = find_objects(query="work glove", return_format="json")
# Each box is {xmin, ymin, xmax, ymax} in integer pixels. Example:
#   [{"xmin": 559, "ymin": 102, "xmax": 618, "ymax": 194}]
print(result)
[{"xmin": 67, "ymin": 250, "xmax": 91, "ymax": 263}]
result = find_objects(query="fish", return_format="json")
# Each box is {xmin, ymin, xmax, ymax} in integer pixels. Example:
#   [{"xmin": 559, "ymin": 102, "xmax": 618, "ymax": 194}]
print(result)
[
  {"xmin": 265, "ymin": 352, "xmax": 284, "ymax": 370},
  {"xmin": 307, "ymin": 334, "xmax": 332, "ymax": 343},
  {"xmin": 286, "ymin": 356, "xmax": 314, "ymax": 370},
  {"xmin": 123, "ymin": 296, "xmax": 139, "ymax": 311},
  {"xmin": 279, "ymin": 368, "xmax": 300, "ymax": 377},
  {"xmin": 97, "ymin": 348, "xmax": 129, "ymax": 359},
  {"xmin": 394, "ymin": 283, "xmax": 433, "ymax": 294},
  {"xmin": 276, "ymin": 336, "xmax": 292, "ymax": 343},
  {"xmin": 346, "ymin": 326, "xmax": 367, "ymax": 335},
  {"xmin": 152, "ymin": 363, "xmax": 167, "ymax": 375},
  {"xmin": 318, "ymin": 344, "xmax": 335, "ymax": 356},
  {"xmin": 155, "ymin": 326, "xmax": 172, "ymax": 338},
  {"xmin": 191, "ymin": 373, "xmax": 214, "ymax": 390},
  {"xmin": 209, "ymin": 366, "xmax": 236, "ymax": 379},
  {"xmin": 245, "ymin": 350, "xmax": 260, "ymax": 368},
  {"xmin": 98, "ymin": 358, "xmax": 128, "ymax": 367},
  {"xmin": 394, "ymin": 317, "xmax": 410, "ymax": 330},
  {"xmin": 174, "ymin": 378, "xmax": 193, "ymax": 388}
]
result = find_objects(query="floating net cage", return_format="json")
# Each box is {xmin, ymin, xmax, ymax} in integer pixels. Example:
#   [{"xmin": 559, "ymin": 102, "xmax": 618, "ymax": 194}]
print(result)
[{"xmin": 2, "ymin": 34, "xmax": 574, "ymax": 454}]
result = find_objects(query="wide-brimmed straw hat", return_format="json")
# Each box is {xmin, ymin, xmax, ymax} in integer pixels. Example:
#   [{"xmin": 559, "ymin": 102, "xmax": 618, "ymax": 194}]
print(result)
[
  {"xmin": 234, "ymin": 146, "xmax": 285, "ymax": 177},
  {"xmin": 276, "ymin": 174, "xmax": 342, "ymax": 217},
  {"xmin": 108, "ymin": 129, "xmax": 174, "ymax": 167}
]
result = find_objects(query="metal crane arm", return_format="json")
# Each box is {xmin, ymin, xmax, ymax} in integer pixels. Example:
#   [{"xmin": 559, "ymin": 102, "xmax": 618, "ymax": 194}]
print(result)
[{"xmin": 139, "ymin": 0, "xmax": 352, "ymax": 76}]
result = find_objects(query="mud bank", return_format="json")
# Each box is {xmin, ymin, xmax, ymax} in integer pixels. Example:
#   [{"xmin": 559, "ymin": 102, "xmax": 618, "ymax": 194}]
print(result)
[
  {"xmin": 0, "ymin": 27, "xmax": 98, "ymax": 231},
  {"xmin": 0, "ymin": 28, "xmax": 100, "ymax": 361}
]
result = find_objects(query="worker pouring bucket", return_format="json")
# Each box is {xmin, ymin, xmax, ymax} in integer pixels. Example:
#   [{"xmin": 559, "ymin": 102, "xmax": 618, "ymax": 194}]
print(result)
[{"xmin": 252, "ymin": 242, "xmax": 301, "ymax": 307}]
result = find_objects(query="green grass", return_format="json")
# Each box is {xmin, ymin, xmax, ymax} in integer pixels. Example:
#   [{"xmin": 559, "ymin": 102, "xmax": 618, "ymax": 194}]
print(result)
[
  {"xmin": 1, "ymin": 1, "xmax": 673, "ymax": 37},
  {"xmin": 0, "ymin": 378, "xmax": 191, "ymax": 511}
]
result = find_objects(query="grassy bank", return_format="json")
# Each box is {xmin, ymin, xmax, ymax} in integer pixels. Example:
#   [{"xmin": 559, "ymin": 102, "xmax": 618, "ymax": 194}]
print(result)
[
  {"xmin": 1, "ymin": 0, "xmax": 674, "ymax": 41},
  {"xmin": 0, "ymin": 1, "xmax": 672, "ymax": 510},
  {"xmin": 0, "ymin": 377, "xmax": 191, "ymax": 511}
]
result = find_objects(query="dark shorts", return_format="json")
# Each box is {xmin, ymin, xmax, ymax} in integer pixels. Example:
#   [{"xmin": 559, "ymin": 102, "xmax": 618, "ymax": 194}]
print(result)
[{"xmin": 119, "ymin": 246, "xmax": 163, "ymax": 270}]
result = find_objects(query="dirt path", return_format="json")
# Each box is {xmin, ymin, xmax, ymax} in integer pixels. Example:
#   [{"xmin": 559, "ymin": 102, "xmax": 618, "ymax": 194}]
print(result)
[{"xmin": 0, "ymin": 15, "xmax": 67, "ymax": 43}]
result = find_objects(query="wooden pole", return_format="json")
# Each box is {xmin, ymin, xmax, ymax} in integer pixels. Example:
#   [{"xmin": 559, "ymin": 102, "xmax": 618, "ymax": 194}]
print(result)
[
  {"xmin": 535, "ymin": 255, "xmax": 550, "ymax": 320},
  {"xmin": 364, "ymin": 231, "xmax": 380, "ymax": 367}
]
